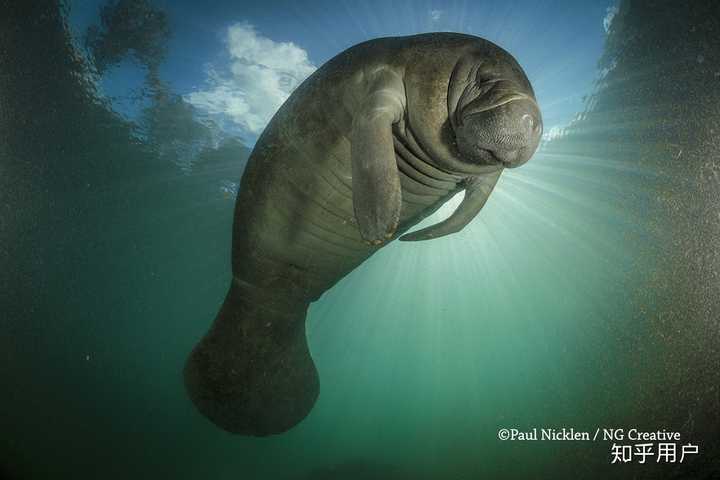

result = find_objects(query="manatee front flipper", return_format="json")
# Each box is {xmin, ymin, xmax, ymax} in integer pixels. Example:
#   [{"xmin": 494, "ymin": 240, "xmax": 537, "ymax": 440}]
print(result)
[
  {"xmin": 351, "ymin": 69, "xmax": 406, "ymax": 244},
  {"xmin": 400, "ymin": 170, "xmax": 502, "ymax": 241}
]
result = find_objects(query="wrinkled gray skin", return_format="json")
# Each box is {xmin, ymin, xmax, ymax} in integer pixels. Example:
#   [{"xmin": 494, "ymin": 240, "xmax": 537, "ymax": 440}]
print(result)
[{"xmin": 184, "ymin": 33, "xmax": 542, "ymax": 436}]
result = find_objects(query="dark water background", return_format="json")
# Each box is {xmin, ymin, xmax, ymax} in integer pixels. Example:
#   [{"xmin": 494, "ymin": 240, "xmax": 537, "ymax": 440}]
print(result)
[{"xmin": 1, "ymin": 1, "xmax": 718, "ymax": 479}]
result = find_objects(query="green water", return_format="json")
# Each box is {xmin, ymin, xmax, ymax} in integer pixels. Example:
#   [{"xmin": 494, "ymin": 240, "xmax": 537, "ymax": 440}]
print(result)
[{"xmin": 2, "ymin": 1, "xmax": 718, "ymax": 479}]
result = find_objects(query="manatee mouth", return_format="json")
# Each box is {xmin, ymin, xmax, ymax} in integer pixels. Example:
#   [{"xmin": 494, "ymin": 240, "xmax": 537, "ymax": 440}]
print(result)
[{"xmin": 467, "ymin": 144, "xmax": 510, "ymax": 167}]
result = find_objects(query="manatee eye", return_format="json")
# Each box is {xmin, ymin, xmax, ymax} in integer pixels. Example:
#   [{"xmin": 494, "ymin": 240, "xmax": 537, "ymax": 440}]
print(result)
[
  {"xmin": 474, "ymin": 68, "xmax": 489, "ymax": 83},
  {"xmin": 473, "ymin": 61, "xmax": 497, "ymax": 82},
  {"xmin": 462, "ymin": 71, "xmax": 501, "ymax": 113}
]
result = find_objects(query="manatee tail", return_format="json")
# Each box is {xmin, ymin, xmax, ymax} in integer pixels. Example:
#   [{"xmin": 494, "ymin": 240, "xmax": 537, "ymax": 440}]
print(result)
[{"xmin": 183, "ymin": 280, "xmax": 319, "ymax": 436}]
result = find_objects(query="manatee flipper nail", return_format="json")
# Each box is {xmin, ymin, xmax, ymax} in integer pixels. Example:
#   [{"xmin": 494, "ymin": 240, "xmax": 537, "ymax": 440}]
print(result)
[{"xmin": 400, "ymin": 170, "xmax": 502, "ymax": 241}]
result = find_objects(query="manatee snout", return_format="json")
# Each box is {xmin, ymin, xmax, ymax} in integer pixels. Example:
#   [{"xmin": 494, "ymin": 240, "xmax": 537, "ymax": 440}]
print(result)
[{"xmin": 456, "ymin": 96, "xmax": 542, "ymax": 168}]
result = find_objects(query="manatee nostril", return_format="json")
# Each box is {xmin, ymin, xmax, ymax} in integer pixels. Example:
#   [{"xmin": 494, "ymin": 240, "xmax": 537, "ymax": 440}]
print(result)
[
  {"xmin": 523, "ymin": 114, "xmax": 543, "ymax": 140},
  {"xmin": 521, "ymin": 113, "xmax": 535, "ymax": 132}
]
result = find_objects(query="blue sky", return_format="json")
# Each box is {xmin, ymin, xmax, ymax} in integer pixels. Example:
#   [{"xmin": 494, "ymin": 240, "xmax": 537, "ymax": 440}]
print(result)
[{"xmin": 68, "ymin": 0, "xmax": 617, "ymax": 145}]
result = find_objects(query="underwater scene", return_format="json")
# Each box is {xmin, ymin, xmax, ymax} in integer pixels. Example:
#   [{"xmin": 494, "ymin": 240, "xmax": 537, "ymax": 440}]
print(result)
[{"xmin": 1, "ymin": 0, "xmax": 718, "ymax": 479}]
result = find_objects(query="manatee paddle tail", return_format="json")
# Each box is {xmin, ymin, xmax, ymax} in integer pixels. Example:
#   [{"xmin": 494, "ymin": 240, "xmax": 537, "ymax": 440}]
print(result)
[{"xmin": 184, "ymin": 280, "xmax": 319, "ymax": 436}]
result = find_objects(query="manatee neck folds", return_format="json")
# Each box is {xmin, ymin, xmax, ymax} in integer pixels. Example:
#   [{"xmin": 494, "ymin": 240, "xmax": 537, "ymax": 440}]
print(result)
[
  {"xmin": 399, "ymin": 107, "xmax": 503, "ymax": 178},
  {"xmin": 392, "ymin": 123, "xmax": 469, "ymax": 186}
]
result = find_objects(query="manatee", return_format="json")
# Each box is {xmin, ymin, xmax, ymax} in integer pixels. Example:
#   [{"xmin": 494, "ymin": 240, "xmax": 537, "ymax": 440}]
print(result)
[{"xmin": 184, "ymin": 32, "xmax": 542, "ymax": 435}]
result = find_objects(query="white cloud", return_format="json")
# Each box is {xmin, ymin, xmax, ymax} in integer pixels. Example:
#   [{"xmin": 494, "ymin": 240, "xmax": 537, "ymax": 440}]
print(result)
[
  {"xmin": 429, "ymin": 9, "xmax": 443, "ymax": 22},
  {"xmin": 185, "ymin": 23, "xmax": 316, "ymax": 139},
  {"xmin": 542, "ymin": 125, "xmax": 565, "ymax": 143},
  {"xmin": 603, "ymin": 6, "xmax": 619, "ymax": 33}
]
